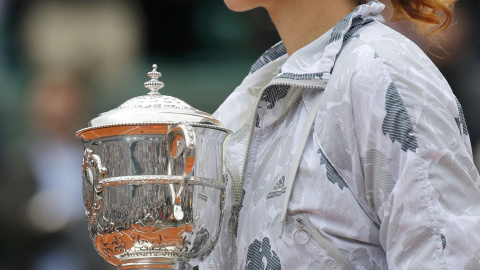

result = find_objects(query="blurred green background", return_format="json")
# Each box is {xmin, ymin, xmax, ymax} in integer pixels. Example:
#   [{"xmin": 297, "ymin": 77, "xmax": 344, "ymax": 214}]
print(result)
[{"xmin": 0, "ymin": 0, "xmax": 479, "ymax": 269}]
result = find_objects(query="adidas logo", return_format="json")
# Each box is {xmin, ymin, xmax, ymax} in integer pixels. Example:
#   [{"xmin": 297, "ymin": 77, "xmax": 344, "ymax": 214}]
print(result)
[{"xmin": 267, "ymin": 176, "xmax": 286, "ymax": 199}]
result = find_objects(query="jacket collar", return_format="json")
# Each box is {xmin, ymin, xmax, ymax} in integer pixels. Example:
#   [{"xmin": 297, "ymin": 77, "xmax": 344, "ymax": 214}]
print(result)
[{"xmin": 248, "ymin": 0, "xmax": 385, "ymax": 81}]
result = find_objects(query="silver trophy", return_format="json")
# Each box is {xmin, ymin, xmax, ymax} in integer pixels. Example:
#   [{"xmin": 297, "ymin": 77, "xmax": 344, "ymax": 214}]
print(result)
[{"xmin": 76, "ymin": 65, "xmax": 229, "ymax": 269}]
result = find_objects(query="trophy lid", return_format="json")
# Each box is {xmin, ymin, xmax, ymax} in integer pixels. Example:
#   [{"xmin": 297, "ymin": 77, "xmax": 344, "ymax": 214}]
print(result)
[{"xmin": 76, "ymin": 64, "xmax": 227, "ymax": 140}]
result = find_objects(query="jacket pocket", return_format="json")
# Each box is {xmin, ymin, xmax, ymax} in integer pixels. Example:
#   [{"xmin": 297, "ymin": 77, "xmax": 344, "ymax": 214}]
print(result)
[{"xmin": 290, "ymin": 213, "xmax": 356, "ymax": 270}]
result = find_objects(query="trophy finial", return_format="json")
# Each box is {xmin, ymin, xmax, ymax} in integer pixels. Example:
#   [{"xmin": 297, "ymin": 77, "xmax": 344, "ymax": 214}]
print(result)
[{"xmin": 144, "ymin": 64, "xmax": 164, "ymax": 94}]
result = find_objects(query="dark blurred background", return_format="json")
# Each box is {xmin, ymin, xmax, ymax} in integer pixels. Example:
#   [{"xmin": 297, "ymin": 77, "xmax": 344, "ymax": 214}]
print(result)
[{"xmin": 0, "ymin": 0, "xmax": 478, "ymax": 269}]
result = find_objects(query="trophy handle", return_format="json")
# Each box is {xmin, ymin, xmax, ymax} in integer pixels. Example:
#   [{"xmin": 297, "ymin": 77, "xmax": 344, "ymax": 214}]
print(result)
[
  {"xmin": 82, "ymin": 148, "xmax": 107, "ymax": 226},
  {"xmin": 167, "ymin": 123, "xmax": 196, "ymax": 221}
]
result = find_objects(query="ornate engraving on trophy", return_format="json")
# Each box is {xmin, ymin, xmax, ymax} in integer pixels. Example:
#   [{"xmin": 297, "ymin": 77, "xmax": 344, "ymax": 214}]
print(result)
[
  {"xmin": 82, "ymin": 148, "xmax": 107, "ymax": 226},
  {"xmin": 83, "ymin": 167, "xmax": 94, "ymax": 209},
  {"xmin": 94, "ymin": 223, "xmax": 194, "ymax": 265}
]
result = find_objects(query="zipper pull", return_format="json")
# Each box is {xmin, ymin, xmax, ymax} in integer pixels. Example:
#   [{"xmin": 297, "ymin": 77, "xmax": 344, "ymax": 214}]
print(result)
[
  {"xmin": 296, "ymin": 218, "xmax": 304, "ymax": 228},
  {"xmin": 294, "ymin": 218, "xmax": 310, "ymax": 246}
]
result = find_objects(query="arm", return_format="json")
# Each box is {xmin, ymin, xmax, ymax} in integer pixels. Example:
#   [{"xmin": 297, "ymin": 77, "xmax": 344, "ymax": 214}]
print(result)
[{"xmin": 352, "ymin": 56, "xmax": 480, "ymax": 269}]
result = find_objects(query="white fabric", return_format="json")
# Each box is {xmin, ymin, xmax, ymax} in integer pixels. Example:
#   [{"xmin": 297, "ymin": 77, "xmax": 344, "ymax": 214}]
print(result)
[{"xmin": 198, "ymin": 1, "xmax": 480, "ymax": 269}]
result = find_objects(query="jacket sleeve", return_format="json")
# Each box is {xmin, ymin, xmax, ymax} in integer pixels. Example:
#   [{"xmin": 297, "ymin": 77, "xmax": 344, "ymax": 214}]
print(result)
[{"xmin": 351, "ymin": 55, "xmax": 480, "ymax": 269}]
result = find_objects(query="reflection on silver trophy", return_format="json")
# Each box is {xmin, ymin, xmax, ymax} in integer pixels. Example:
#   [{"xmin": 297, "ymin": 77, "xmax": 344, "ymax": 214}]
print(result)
[{"xmin": 76, "ymin": 65, "xmax": 229, "ymax": 269}]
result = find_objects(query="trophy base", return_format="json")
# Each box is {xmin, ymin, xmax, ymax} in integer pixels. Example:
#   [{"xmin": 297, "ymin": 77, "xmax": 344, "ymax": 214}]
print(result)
[{"xmin": 118, "ymin": 258, "xmax": 192, "ymax": 270}]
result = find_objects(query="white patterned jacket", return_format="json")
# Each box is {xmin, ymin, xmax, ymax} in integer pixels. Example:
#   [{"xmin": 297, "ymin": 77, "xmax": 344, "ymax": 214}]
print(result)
[{"xmin": 198, "ymin": 1, "xmax": 480, "ymax": 269}]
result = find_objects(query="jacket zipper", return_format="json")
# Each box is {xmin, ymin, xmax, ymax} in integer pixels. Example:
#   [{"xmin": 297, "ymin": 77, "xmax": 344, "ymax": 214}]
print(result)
[{"xmin": 292, "ymin": 213, "xmax": 356, "ymax": 270}]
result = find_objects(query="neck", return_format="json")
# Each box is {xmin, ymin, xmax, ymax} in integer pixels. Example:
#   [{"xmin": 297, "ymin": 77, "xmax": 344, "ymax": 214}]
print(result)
[{"xmin": 265, "ymin": 0, "xmax": 357, "ymax": 56}]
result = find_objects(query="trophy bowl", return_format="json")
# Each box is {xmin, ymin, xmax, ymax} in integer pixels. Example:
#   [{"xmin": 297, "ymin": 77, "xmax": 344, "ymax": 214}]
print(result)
[{"xmin": 76, "ymin": 65, "xmax": 229, "ymax": 269}]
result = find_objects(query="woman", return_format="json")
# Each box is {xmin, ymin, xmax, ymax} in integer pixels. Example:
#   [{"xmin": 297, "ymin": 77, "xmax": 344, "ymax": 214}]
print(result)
[{"xmin": 198, "ymin": 0, "xmax": 480, "ymax": 269}]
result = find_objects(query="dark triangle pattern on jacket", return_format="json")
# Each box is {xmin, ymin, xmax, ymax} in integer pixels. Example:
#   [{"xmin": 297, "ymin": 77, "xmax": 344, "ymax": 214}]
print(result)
[
  {"xmin": 256, "ymin": 84, "xmax": 290, "ymax": 128},
  {"xmin": 246, "ymin": 237, "xmax": 281, "ymax": 270},
  {"xmin": 343, "ymin": 15, "xmax": 374, "ymax": 42},
  {"xmin": 261, "ymin": 85, "xmax": 290, "ymax": 109},
  {"xmin": 327, "ymin": 1, "xmax": 377, "ymax": 45},
  {"xmin": 318, "ymin": 148, "xmax": 349, "ymax": 190},
  {"xmin": 275, "ymin": 72, "xmax": 324, "ymax": 80},
  {"xmin": 382, "ymin": 82, "xmax": 418, "ymax": 152},
  {"xmin": 455, "ymin": 97, "xmax": 469, "ymax": 136},
  {"xmin": 328, "ymin": 12, "xmax": 354, "ymax": 44},
  {"xmin": 250, "ymin": 43, "xmax": 287, "ymax": 75}
]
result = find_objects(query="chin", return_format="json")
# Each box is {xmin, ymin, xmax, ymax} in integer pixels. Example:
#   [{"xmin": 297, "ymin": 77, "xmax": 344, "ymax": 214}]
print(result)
[{"xmin": 224, "ymin": 0, "xmax": 263, "ymax": 12}]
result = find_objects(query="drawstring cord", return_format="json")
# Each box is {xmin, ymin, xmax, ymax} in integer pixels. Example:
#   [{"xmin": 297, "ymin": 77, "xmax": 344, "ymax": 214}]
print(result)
[{"xmin": 279, "ymin": 87, "xmax": 325, "ymax": 237}]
